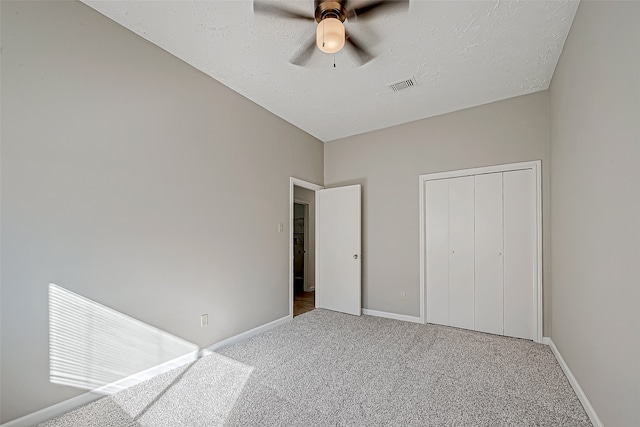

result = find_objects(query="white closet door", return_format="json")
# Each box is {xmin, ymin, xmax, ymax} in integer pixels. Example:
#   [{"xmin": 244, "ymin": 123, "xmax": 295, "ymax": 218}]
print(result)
[
  {"xmin": 503, "ymin": 170, "xmax": 535, "ymax": 340},
  {"xmin": 474, "ymin": 173, "xmax": 504, "ymax": 335},
  {"xmin": 425, "ymin": 180, "xmax": 449, "ymax": 325},
  {"xmin": 448, "ymin": 176, "xmax": 475, "ymax": 330}
]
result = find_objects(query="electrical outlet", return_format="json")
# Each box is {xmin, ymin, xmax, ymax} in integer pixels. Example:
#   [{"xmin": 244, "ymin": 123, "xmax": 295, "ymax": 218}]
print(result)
[
  {"xmin": 400, "ymin": 292, "xmax": 406, "ymax": 301},
  {"xmin": 278, "ymin": 223, "xmax": 284, "ymax": 233},
  {"xmin": 201, "ymin": 314, "xmax": 208, "ymax": 327}
]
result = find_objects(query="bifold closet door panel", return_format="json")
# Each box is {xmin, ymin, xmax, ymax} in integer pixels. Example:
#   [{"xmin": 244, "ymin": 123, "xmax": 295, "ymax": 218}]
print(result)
[
  {"xmin": 503, "ymin": 169, "xmax": 536, "ymax": 340},
  {"xmin": 474, "ymin": 173, "xmax": 504, "ymax": 335},
  {"xmin": 448, "ymin": 176, "xmax": 475, "ymax": 330},
  {"xmin": 425, "ymin": 179, "xmax": 449, "ymax": 326}
]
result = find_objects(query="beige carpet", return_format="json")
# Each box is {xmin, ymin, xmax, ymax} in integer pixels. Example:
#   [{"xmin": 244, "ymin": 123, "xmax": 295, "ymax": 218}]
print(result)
[{"xmin": 40, "ymin": 309, "xmax": 592, "ymax": 426}]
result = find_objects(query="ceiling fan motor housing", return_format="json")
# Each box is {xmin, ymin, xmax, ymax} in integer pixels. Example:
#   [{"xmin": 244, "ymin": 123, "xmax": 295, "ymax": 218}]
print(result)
[{"xmin": 315, "ymin": 0, "xmax": 347, "ymax": 23}]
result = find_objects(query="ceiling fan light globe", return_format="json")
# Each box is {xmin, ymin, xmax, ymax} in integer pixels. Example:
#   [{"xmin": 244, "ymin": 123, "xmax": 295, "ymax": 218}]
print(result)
[{"xmin": 316, "ymin": 17, "xmax": 345, "ymax": 54}]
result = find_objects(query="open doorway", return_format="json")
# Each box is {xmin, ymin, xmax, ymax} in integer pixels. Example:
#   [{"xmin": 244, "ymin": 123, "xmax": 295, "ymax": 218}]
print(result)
[
  {"xmin": 290, "ymin": 178, "xmax": 322, "ymax": 318},
  {"xmin": 293, "ymin": 202, "xmax": 308, "ymax": 291},
  {"xmin": 293, "ymin": 193, "xmax": 315, "ymax": 316}
]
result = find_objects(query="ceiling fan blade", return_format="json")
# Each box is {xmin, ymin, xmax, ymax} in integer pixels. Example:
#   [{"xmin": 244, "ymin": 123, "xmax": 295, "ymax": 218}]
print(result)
[
  {"xmin": 345, "ymin": 32, "xmax": 374, "ymax": 65},
  {"xmin": 253, "ymin": 1, "xmax": 315, "ymax": 21},
  {"xmin": 290, "ymin": 35, "xmax": 317, "ymax": 66},
  {"xmin": 347, "ymin": 0, "xmax": 409, "ymax": 20}
]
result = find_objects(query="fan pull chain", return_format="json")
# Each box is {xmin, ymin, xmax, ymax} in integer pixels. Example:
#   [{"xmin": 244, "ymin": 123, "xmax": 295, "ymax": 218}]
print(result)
[{"xmin": 334, "ymin": 53, "xmax": 336, "ymax": 68}]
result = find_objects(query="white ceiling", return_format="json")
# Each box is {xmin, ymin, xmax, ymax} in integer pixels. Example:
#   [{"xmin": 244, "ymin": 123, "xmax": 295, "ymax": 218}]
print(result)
[{"xmin": 82, "ymin": 0, "xmax": 579, "ymax": 142}]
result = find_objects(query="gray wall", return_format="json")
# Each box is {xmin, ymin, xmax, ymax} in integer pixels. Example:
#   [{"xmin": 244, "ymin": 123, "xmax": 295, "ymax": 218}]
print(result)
[
  {"xmin": 0, "ymin": 1, "xmax": 323, "ymax": 423},
  {"xmin": 325, "ymin": 91, "xmax": 551, "ymax": 332},
  {"xmin": 293, "ymin": 186, "xmax": 316, "ymax": 291},
  {"xmin": 549, "ymin": 2, "xmax": 640, "ymax": 426}
]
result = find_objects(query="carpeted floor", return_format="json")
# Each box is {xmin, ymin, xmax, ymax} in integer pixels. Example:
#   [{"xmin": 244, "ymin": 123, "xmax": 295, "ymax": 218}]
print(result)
[{"xmin": 40, "ymin": 309, "xmax": 592, "ymax": 426}]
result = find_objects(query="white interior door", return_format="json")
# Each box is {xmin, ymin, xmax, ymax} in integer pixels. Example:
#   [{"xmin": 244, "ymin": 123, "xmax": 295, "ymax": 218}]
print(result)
[
  {"xmin": 316, "ymin": 185, "xmax": 361, "ymax": 316},
  {"xmin": 420, "ymin": 161, "xmax": 541, "ymax": 342},
  {"xmin": 425, "ymin": 180, "xmax": 450, "ymax": 325},
  {"xmin": 474, "ymin": 173, "xmax": 504, "ymax": 335},
  {"xmin": 503, "ymin": 169, "xmax": 536, "ymax": 340},
  {"xmin": 448, "ymin": 176, "xmax": 475, "ymax": 330}
]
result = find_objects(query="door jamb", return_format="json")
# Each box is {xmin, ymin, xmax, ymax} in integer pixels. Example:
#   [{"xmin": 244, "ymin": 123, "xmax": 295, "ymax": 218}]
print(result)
[{"xmin": 290, "ymin": 178, "xmax": 323, "ymax": 318}]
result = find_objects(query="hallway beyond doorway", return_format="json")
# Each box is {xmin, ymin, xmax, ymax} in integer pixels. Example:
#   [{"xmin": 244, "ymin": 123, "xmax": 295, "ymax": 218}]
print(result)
[{"xmin": 293, "ymin": 290, "xmax": 314, "ymax": 317}]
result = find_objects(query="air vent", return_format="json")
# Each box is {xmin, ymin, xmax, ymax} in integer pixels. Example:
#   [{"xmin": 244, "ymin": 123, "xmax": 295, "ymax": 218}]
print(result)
[{"xmin": 388, "ymin": 78, "xmax": 416, "ymax": 92}]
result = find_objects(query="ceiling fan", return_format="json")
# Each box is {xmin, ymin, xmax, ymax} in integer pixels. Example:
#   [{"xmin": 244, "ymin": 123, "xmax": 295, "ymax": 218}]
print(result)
[{"xmin": 253, "ymin": 0, "xmax": 409, "ymax": 66}]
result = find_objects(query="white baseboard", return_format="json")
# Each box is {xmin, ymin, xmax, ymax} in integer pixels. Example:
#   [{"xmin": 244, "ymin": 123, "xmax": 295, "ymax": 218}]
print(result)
[
  {"xmin": 543, "ymin": 337, "xmax": 603, "ymax": 427},
  {"xmin": 0, "ymin": 350, "xmax": 199, "ymax": 427},
  {"xmin": 206, "ymin": 314, "xmax": 291, "ymax": 352},
  {"xmin": 362, "ymin": 308, "xmax": 423, "ymax": 324}
]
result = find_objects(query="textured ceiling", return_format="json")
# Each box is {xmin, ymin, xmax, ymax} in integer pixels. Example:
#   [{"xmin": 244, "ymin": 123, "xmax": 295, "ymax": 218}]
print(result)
[{"xmin": 82, "ymin": 0, "xmax": 579, "ymax": 142}]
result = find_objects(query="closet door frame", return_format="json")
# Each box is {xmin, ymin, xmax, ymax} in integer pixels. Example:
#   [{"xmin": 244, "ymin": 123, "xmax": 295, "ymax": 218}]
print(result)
[{"xmin": 419, "ymin": 160, "xmax": 542, "ymax": 343}]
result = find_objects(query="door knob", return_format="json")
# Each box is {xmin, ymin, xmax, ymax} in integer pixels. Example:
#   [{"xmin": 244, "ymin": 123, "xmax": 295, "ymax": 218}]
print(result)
[{"xmin": 353, "ymin": 254, "xmax": 359, "ymax": 259}]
